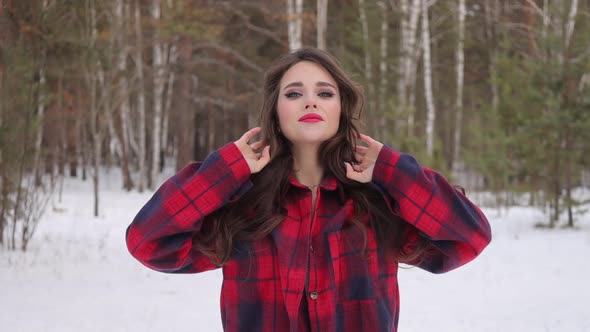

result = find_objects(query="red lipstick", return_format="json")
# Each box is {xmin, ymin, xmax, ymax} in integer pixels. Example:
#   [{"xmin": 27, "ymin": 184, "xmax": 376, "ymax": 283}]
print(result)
[{"xmin": 298, "ymin": 113, "xmax": 324, "ymax": 123}]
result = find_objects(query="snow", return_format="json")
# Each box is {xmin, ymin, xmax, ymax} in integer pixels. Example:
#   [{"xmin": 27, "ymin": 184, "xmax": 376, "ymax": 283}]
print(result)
[{"xmin": 1, "ymin": 170, "xmax": 589, "ymax": 332}]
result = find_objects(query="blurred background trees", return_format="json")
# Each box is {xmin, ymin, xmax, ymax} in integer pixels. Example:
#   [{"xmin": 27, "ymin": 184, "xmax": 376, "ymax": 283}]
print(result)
[{"xmin": 1, "ymin": 0, "xmax": 589, "ymax": 249}]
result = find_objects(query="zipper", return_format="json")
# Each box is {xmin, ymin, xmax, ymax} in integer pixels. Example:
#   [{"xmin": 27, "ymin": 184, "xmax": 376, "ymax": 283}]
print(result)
[{"xmin": 304, "ymin": 188, "xmax": 318, "ymax": 294}]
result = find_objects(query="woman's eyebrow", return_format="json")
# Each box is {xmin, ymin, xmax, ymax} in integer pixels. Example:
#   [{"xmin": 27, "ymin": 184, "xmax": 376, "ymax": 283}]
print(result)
[{"xmin": 282, "ymin": 81, "xmax": 336, "ymax": 90}]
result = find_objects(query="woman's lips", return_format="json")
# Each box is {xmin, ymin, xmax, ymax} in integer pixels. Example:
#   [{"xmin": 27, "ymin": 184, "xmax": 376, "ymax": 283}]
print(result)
[{"xmin": 298, "ymin": 113, "xmax": 324, "ymax": 122}]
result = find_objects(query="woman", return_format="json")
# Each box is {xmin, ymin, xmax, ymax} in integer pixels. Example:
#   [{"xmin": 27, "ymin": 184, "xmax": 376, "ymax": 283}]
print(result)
[{"xmin": 126, "ymin": 47, "xmax": 491, "ymax": 332}]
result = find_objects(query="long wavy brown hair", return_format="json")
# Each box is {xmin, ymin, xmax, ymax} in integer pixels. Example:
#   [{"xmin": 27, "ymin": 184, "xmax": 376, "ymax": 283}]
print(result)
[{"xmin": 194, "ymin": 47, "xmax": 427, "ymax": 265}]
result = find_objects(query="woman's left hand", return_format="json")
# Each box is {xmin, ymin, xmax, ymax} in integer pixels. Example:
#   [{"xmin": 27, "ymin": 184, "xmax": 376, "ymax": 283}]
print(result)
[{"xmin": 345, "ymin": 134, "xmax": 384, "ymax": 183}]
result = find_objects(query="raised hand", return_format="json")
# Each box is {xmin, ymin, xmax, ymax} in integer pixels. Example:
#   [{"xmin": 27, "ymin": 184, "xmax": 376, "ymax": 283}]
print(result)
[
  {"xmin": 345, "ymin": 134, "xmax": 384, "ymax": 183},
  {"xmin": 234, "ymin": 127, "xmax": 271, "ymax": 174}
]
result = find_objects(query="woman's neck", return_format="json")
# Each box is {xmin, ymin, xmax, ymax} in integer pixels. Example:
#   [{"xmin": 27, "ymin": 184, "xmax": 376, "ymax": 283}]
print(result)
[{"xmin": 291, "ymin": 144, "xmax": 323, "ymax": 188}]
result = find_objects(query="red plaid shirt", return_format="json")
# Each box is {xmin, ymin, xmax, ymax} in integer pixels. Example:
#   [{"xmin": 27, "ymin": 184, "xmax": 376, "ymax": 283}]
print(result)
[{"xmin": 126, "ymin": 143, "xmax": 491, "ymax": 332}]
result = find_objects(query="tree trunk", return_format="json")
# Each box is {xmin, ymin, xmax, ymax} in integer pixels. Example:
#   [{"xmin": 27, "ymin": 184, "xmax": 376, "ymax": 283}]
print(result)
[
  {"xmin": 562, "ymin": 0, "xmax": 578, "ymax": 228},
  {"xmin": 89, "ymin": 0, "xmax": 101, "ymax": 217},
  {"xmin": 564, "ymin": 0, "xmax": 578, "ymax": 52},
  {"xmin": 175, "ymin": 37, "xmax": 193, "ymax": 170},
  {"xmin": 377, "ymin": 1, "xmax": 389, "ymax": 139},
  {"xmin": 400, "ymin": 0, "xmax": 421, "ymax": 136},
  {"xmin": 287, "ymin": 0, "xmax": 303, "ymax": 51},
  {"xmin": 358, "ymin": 0, "xmax": 377, "ymax": 135},
  {"xmin": 162, "ymin": 44, "xmax": 178, "ymax": 167},
  {"xmin": 316, "ymin": 0, "xmax": 328, "ymax": 50},
  {"xmin": 116, "ymin": 0, "xmax": 134, "ymax": 191},
  {"xmin": 56, "ymin": 73, "xmax": 66, "ymax": 204},
  {"xmin": 397, "ymin": 0, "xmax": 409, "ymax": 132},
  {"xmin": 135, "ymin": 0, "xmax": 147, "ymax": 192},
  {"xmin": 150, "ymin": 0, "xmax": 165, "ymax": 189},
  {"xmin": 484, "ymin": 0, "xmax": 499, "ymax": 114},
  {"xmin": 32, "ymin": 59, "xmax": 46, "ymax": 187},
  {"xmin": 452, "ymin": 0, "xmax": 465, "ymax": 175},
  {"xmin": 422, "ymin": 0, "xmax": 436, "ymax": 157}
]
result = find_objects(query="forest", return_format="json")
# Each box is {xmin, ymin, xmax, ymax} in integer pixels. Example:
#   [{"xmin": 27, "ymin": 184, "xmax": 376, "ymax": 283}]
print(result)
[{"xmin": 0, "ymin": 0, "xmax": 589, "ymax": 250}]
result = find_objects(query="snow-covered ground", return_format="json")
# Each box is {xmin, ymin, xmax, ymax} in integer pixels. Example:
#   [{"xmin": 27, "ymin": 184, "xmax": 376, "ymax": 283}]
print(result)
[{"xmin": 1, "ymin": 170, "xmax": 589, "ymax": 332}]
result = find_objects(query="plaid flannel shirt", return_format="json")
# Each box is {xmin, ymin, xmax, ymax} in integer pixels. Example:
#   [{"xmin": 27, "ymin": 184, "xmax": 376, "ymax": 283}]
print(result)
[{"xmin": 126, "ymin": 142, "xmax": 491, "ymax": 332}]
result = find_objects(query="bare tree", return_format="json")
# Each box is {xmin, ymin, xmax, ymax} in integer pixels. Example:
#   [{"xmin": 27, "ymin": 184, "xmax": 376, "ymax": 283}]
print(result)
[
  {"xmin": 317, "ymin": 0, "xmax": 328, "ymax": 50},
  {"xmin": 150, "ymin": 0, "xmax": 166, "ymax": 189},
  {"xmin": 396, "ymin": 0, "xmax": 421, "ymax": 135},
  {"xmin": 287, "ymin": 0, "xmax": 303, "ymax": 51},
  {"xmin": 162, "ymin": 44, "xmax": 178, "ymax": 164},
  {"xmin": 134, "ymin": 0, "xmax": 147, "ymax": 192},
  {"xmin": 87, "ymin": 0, "xmax": 102, "ymax": 217},
  {"xmin": 484, "ymin": 0, "xmax": 499, "ymax": 115},
  {"xmin": 377, "ymin": 1, "xmax": 389, "ymax": 139},
  {"xmin": 115, "ymin": 0, "xmax": 134, "ymax": 191},
  {"xmin": 358, "ymin": 0, "xmax": 377, "ymax": 134},
  {"xmin": 452, "ymin": 0, "xmax": 465, "ymax": 175},
  {"xmin": 422, "ymin": 0, "xmax": 436, "ymax": 157}
]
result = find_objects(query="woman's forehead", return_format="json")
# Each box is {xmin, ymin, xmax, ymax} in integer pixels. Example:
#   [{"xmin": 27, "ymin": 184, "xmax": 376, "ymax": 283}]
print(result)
[{"xmin": 279, "ymin": 61, "xmax": 337, "ymax": 90}]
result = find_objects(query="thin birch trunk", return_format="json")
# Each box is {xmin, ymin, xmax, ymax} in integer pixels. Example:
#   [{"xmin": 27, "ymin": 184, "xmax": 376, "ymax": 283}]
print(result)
[
  {"xmin": 56, "ymin": 73, "xmax": 66, "ymax": 204},
  {"xmin": 32, "ymin": 57, "xmax": 46, "ymax": 187},
  {"xmin": 452, "ymin": 0, "xmax": 465, "ymax": 174},
  {"xmin": 89, "ymin": 0, "xmax": 101, "ymax": 217},
  {"xmin": 162, "ymin": 44, "xmax": 178, "ymax": 161},
  {"xmin": 135, "ymin": 0, "xmax": 147, "ymax": 192},
  {"xmin": 104, "ymin": 87, "xmax": 122, "ymax": 164},
  {"xmin": 377, "ymin": 1, "xmax": 389, "ymax": 137},
  {"xmin": 317, "ymin": 0, "xmax": 328, "ymax": 50},
  {"xmin": 31, "ymin": 0, "xmax": 48, "ymax": 187},
  {"xmin": 564, "ymin": 0, "xmax": 578, "ymax": 52},
  {"xmin": 175, "ymin": 37, "xmax": 193, "ymax": 170},
  {"xmin": 422, "ymin": 0, "xmax": 435, "ymax": 157},
  {"xmin": 287, "ymin": 0, "xmax": 303, "ymax": 51},
  {"xmin": 151, "ymin": 0, "xmax": 165, "ymax": 189},
  {"xmin": 358, "ymin": 0, "xmax": 377, "ymax": 134},
  {"xmin": 397, "ymin": 0, "xmax": 409, "ymax": 131},
  {"xmin": 116, "ymin": 0, "xmax": 134, "ymax": 190},
  {"xmin": 484, "ymin": 0, "xmax": 499, "ymax": 114},
  {"xmin": 404, "ymin": 0, "xmax": 421, "ymax": 135},
  {"xmin": 563, "ymin": 0, "xmax": 578, "ymax": 227}
]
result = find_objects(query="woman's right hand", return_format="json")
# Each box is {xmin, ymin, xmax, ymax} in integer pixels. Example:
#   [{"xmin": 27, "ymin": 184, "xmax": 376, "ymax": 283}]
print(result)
[{"xmin": 234, "ymin": 127, "xmax": 271, "ymax": 174}]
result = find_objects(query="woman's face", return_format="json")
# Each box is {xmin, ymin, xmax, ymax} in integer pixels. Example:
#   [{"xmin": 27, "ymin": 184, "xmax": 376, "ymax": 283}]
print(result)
[{"xmin": 276, "ymin": 61, "xmax": 341, "ymax": 146}]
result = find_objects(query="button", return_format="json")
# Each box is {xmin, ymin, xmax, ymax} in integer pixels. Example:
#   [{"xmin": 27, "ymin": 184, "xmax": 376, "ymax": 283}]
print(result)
[
  {"xmin": 309, "ymin": 291, "xmax": 318, "ymax": 300},
  {"xmin": 310, "ymin": 245, "xmax": 314, "ymax": 253}
]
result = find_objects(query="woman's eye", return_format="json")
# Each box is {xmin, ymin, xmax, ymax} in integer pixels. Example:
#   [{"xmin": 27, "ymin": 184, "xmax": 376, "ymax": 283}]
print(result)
[
  {"xmin": 318, "ymin": 91, "xmax": 334, "ymax": 98},
  {"xmin": 285, "ymin": 92, "xmax": 302, "ymax": 98}
]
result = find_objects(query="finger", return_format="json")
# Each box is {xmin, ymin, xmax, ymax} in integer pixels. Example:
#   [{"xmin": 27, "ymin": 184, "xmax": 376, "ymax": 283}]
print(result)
[
  {"xmin": 250, "ymin": 140, "xmax": 266, "ymax": 151},
  {"xmin": 358, "ymin": 134, "xmax": 375, "ymax": 146},
  {"xmin": 354, "ymin": 145, "xmax": 368, "ymax": 155},
  {"xmin": 260, "ymin": 145, "xmax": 271, "ymax": 164},
  {"xmin": 238, "ymin": 127, "xmax": 262, "ymax": 144},
  {"xmin": 253, "ymin": 146, "xmax": 271, "ymax": 173},
  {"xmin": 344, "ymin": 162, "xmax": 361, "ymax": 182}
]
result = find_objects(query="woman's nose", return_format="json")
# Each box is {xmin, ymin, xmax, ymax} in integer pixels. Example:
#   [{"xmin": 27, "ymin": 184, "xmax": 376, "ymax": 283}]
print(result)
[{"xmin": 304, "ymin": 103, "xmax": 318, "ymax": 110}]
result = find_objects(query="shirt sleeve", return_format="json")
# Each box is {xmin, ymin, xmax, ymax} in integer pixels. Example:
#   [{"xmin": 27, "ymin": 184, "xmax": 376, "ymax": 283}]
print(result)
[
  {"xmin": 126, "ymin": 142, "xmax": 252, "ymax": 273},
  {"xmin": 371, "ymin": 145, "xmax": 492, "ymax": 273}
]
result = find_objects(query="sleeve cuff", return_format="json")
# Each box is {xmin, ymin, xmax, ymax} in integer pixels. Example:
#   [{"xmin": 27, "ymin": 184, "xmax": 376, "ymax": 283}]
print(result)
[
  {"xmin": 372, "ymin": 145, "xmax": 402, "ymax": 185},
  {"xmin": 218, "ymin": 142, "xmax": 251, "ymax": 186}
]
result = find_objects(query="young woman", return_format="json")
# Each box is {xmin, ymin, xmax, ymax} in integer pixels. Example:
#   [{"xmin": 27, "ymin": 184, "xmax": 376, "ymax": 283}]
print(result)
[{"xmin": 126, "ymin": 47, "xmax": 491, "ymax": 332}]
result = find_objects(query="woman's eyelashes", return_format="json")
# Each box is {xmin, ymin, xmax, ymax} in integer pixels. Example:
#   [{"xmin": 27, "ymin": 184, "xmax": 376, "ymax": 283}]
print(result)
[
  {"xmin": 284, "ymin": 91, "xmax": 335, "ymax": 99},
  {"xmin": 285, "ymin": 91, "xmax": 302, "ymax": 98}
]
